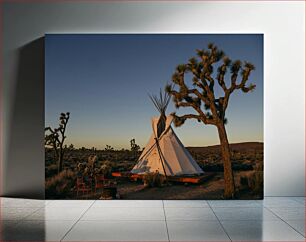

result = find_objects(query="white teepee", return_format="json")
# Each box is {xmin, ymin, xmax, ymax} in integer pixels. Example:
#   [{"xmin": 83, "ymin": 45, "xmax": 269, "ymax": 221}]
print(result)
[{"xmin": 131, "ymin": 91, "xmax": 204, "ymax": 176}]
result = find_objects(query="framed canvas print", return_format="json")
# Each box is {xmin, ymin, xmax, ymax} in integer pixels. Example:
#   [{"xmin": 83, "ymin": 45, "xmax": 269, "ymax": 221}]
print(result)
[{"xmin": 45, "ymin": 34, "xmax": 263, "ymax": 200}]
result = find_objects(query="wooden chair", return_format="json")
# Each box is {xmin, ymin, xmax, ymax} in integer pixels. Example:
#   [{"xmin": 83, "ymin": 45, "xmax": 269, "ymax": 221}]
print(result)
[
  {"xmin": 94, "ymin": 175, "xmax": 106, "ymax": 193},
  {"xmin": 98, "ymin": 177, "xmax": 118, "ymax": 199},
  {"xmin": 76, "ymin": 177, "xmax": 92, "ymax": 198}
]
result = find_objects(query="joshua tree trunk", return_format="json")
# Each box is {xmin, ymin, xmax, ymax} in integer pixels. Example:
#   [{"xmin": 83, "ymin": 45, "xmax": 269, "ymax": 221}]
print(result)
[
  {"xmin": 58, "ymin": 147, "xmax": 64, "ymax": 173},
  {"xmin": 53, "ymin": 146, "xmax": 59, "ymax": 163},
  {"xmin": 217, "ymin": 122, "xmax": 235, "ymax": 199}
]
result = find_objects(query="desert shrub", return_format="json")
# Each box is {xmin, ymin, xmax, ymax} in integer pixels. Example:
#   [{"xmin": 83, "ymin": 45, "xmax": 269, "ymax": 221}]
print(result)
[
  {"xmin": 116, "ymin": 160, "xmax": 134, "ymax": 172},
  {"xmin": 88, "ymin": 155, "xmax": 98, "ymax": 169},
  {"xmin": 45, "ymin": 170, "xmax": 76, "ymax": 198},
  {"xmin": 45, "ymin": 164, "xmax": 58, "ymax": 178},
  {"xmin": 252, "ymin": 163, "xmax": 263, "ymax": 194},
  {"xmin": 143, "ymin": 172, "xmax": 165, "ymax": 187},
  {"xmin": 100, "ymin": 160, "xmax": 113, "ymax": 178},
  {"xmin": 240, "ymin": 176, "xmax": 249, "ymax": 187},
  {"xmin": 239, "ymin": 163, "xmax": 263, "ymax": 196},
  {"xmin": 232, "ymin": 163, "xmax": 253, "ymax": 171}
]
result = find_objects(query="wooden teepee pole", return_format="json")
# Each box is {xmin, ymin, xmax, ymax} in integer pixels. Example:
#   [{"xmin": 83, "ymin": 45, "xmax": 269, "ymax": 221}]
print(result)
[
  {"xmin": 154, "ymin": 137, "xmax": 168, "ymax": 180},
  {"xmin": 149, "ymin": 89, "xmax": 172, "ymax": 180}
]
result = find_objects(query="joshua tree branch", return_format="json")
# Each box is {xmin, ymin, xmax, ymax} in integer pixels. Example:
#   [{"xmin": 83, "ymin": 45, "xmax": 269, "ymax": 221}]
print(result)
[
  {"xmin": 45, "ymin": 127, "xmax": 61, "ymax": 144},
  {"xmin": 177, "ymin": 114, "xmax": 201, "ymax": 120},
  {"xmin": 205, "ymin": 75, "xmax": 215, "ymax": 90},
  {"xmin": 217, "ymin": 65, "xmax": 228, "ymax": 92},
  {"xmin": 189, "ymin": 88, "xmax": 211, "ymax": 106},
  {"xmin": 199, "ymin": 76, "xmax": 213, "ymax": 96},
  {"xmin": 176, "ymin": 101, "xmax": 215, "ymax": 125},
  {"xmin": 222, "ymin": 66, "xmax": 255, "ymax": 112}
]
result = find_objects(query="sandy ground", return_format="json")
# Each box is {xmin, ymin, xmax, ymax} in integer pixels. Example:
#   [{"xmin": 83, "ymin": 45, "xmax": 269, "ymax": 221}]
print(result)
[{"xmin": 115, "ymin": 171, "xmax": 261, "ymax": 200}]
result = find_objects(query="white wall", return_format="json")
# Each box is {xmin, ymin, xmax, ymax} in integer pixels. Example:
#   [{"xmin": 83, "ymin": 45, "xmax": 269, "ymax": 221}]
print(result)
[{"xmin": 2, "ymin": 1, "xmax": 305, "ymax": 197}]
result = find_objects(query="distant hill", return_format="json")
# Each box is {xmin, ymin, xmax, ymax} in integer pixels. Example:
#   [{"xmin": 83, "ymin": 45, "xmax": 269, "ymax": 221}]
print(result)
[
  {"xmin": 187, "ymin": 142, "xmax": 263, "ymax": 154},
  {"xmin": 186, "ymin": 142, "xmax": 263, "ymax": 171}
]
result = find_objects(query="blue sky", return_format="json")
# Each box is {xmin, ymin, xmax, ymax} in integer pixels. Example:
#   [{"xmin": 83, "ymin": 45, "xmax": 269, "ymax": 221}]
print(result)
[{"xmin": 45, "ymin": 34, "xmax": 263, "ymax": 149}]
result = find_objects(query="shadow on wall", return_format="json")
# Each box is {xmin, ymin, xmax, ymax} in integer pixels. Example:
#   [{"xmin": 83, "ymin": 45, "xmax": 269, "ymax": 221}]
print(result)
[{"xmin": 4, "ymin": 37, "xmax": 45, "ymax": 199}]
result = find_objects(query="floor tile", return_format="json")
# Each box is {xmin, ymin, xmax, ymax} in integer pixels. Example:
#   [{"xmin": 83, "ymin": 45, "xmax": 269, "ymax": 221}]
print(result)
[
  {"xmin": 0, "ymin": 220, "xmax": 20, "ymax": 231},
  {"xmin": 167, "ymin": 220, "xmax": 230, "ymax": 241},
  {"xmin": 286, "ymin": 220, "xmax": 305, "ymax": 236},
  {"xmin": 292, "ymin": 197, "xmax": 305, "ymax": 206},
  {"xmin": 165, "ymin": 207, "xmax": 217, "ymax": 221},
  {"xmin": 0, "ymin": 196, "xmax": 304, "ymax": 242},
  {"xmin": 0, "ymin": 220, "xmax": 20, "ymax": 240},
  {"xmin": 163, "ymin": 200, "xmax": 209, "ymax": 207},
  {"xmin": 25, "ymin": 207, "xmax": 88, "ymax": 220},
  {"xmin": 208, "ymin": 200, "xmax": 263, "ymax": 208},
  {"xmin": 92, "ymin": 200, "xmax": 163, "ymax": 208},
  {"xmin": 0, "ymin": 207, "xmax": 40, "ymax": 220},
  {"xmin": 1, "ymin": 220, "xmax": 75, "ymax": 241},
  {"xmin": 221, "ymin": 220, "xmax": 305, "ymax": 241},
  {"xmin": 62, "ymin": 220, "xmax": 168, "ymax": 241},
  {"xmin": 268, "ymin": 207, "xmax": 305, "ymax": 220},
  {"xmin": 81, "ymin": 207, "xmax": 165, "ymax": 221},
  {"xmin": 0, "ymin": 198, "xmax": 47, "ymax": 208},
  {"xmin": 263, "ymin": 197, "xmax": 304, "ymax": 207},
  {"xmin": 47, "ymin": 200, "xmax": 95, "ymax": 208},
  {"xmin": 213, "ymin": 207, "xmax": 279, "ymax": 221}
]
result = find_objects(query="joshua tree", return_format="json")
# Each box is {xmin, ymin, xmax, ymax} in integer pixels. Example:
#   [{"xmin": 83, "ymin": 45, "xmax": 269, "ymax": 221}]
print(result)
[
  {"xmin": 68, "ymin": 144, "xmax": 74, "ymax": 151},
  {"xmin": 105, "ymin": 145, "xmax": 114, "ymax": 152},
  {"xmin": 166, "ymin": 43, "xmax": 256, "ymax": 198},
  {"xmin": 45, "ymin": 112, "xmax": 70, "ymax": 173},
  {"xmin": 130, "ymin": 138, "xmax": 140, "ymax": 158}
]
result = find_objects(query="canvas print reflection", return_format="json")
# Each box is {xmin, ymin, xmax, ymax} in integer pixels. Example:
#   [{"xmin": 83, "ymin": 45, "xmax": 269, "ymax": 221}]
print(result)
[{"xmin": 45, "ymin": 34, "xmax": 263, "ymax": 199}]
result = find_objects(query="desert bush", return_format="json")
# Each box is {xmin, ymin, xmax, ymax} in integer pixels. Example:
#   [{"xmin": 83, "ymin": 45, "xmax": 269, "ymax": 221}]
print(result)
[
  {"xmin": 143, "ymin": 172, "xmax": 165, "ymax": 187},
  {"xmin": 239, "ymin": 163, "xmax": 263, "ymax": 196},
  {"xmin": 45, "ymin": 170, "xmax": 76, "ymax": 198},
  {"xmin": 99, "ymin": 160, "xmax": 113, "ymax": 178},
  {"xmin": 240, "ymin": 176, "xmax": 249, "ymax": 187},
  {"xmin": 88, "ymin": 155, "xmax": 98, "ymax": 170},
  {"xmin": 116, "ymin": 160, "xmax": 134, "ymax": 172},
  {"xmin": 45, "ymin": 164, "xmax": 58, "ymax": 178},
  {"xmin": 252, "ymin": 163, "xmax": 263, "ymax": 194}
]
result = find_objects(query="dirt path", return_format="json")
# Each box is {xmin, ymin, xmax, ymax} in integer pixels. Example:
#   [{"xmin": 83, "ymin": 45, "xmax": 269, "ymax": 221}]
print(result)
[
  {"xmin": 117, "ymin": 175, "xmax": 225, "ymax": 199},
  {"xmin": 116, "ymin": 171, "xmax": 262, "ymax": 200}
]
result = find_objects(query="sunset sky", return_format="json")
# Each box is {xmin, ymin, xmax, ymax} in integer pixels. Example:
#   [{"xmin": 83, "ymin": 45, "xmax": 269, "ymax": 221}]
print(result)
[{"xmin": 45, "ymin": 34, "xmax": 263, "ymax": 150}]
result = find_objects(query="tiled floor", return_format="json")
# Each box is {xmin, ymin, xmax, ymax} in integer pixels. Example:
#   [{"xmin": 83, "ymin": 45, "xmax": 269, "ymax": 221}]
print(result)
[{"xmin": 0, "ymin": 197, "xmax": 304, "ymax": 241}]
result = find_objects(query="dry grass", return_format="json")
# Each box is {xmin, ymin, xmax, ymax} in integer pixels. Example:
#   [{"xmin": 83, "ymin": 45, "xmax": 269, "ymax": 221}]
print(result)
[
  {"xmin": 45, "ymin": 170, "xmax": 76, "ymax": 198},
  {"xmin": 238, "ymin": 162, "xmax": 263, "ymax": 197}
]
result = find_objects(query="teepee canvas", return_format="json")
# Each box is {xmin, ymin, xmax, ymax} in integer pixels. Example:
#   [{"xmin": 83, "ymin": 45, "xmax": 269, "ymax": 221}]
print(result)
[{"xmin": 131, "ymin": 91, "xmax": 204, "ymax": 176}]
